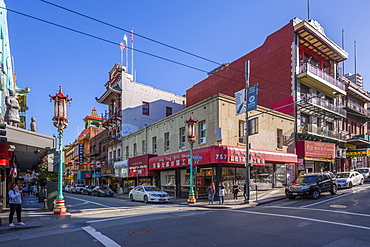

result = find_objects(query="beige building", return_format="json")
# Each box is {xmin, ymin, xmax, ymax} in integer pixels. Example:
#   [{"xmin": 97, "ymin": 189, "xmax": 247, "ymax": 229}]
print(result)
[{"xmin": 122, "ymin": 93, "xmax": 297, "ymax": 198}]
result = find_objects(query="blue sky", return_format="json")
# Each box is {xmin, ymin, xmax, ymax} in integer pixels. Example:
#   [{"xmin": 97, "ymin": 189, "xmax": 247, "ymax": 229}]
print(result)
[{"xmin": 5, "ymin": 0, "xmax": 370, "ymax": 145}]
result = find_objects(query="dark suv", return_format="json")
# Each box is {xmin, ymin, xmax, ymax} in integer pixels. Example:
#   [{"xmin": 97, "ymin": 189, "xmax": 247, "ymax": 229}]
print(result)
[{"xmin": 285, "ymin": 172, "xmax": 338, "ymax": 199}]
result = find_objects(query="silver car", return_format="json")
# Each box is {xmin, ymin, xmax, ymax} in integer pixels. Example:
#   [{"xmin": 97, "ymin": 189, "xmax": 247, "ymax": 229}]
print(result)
[
  {"xmin": 336, "ymin": 171, "xmax": 364, "ymax": 188},
  {"xmin": 129, "ymin": 186, "xmax": 170, "ymax": 203},
  {"xmin": 355, "ymin": 168, "xmax": 370, "ymax": 182}
]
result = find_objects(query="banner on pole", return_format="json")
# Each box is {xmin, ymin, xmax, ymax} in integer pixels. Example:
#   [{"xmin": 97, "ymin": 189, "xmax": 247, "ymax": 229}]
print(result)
[
  {"xmin": 247, "ymin": 84, "xmax": 258, "ymax": 111},
  {"xmin": 235, "ymin": 89, "xmax": 245, "ymax": 116}
]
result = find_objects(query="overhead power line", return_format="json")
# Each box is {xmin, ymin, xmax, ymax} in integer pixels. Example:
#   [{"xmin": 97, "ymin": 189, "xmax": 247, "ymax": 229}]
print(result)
[
  {"xmin": 1, "ymin": 6, "xmax": 291, "ymax": 97},
  {"xmin": 40, "ymin": 0, "xmax": 294, "ymax": 92}
]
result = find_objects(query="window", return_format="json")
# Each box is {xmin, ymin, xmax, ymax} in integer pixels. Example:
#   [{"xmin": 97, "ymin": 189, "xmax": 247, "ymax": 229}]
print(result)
[
  {"xmin": 142, "ymin": 102, "xmax": 150, "ymax": 115},
  {"xmin": 277, "ymin": 129, "xmax": 283, "ymax": 149},
  {"xmin": 239, "ymin": 121, "xmax": 246, "ymax": 143},
  {"xmin": 248, "ymin": 117, "xmax": 258, "ymax": 135},
  {"xmin": 133, "ymin": 143, "xmax": 137, "ymax": 156},
  {"xmin": 142, "ymin": 140, "xmax": 146, "ymax": 155},
  {"xmin": 166, "ymin": 107, "xmax": 173, "ymax": 117},
  {"xmin": 199, "ymin": 121, "xmax": 206, "ymax": 144},
  {"xmin": 152, "ymin": 136, "xmax": 157, "ymax": 154},
  {"xmin": 117, "ymin": 149, "xmax": 121, "ymax": 160},
  {"xmin": 125, "ymin": 146, "xmax": 129, "ymax": 160},
  {"xmin": 164, "ymin": 132, "xmax": 170, "ymax": 151},
  {"xmin": 179, "ymin": 127, "xmax": 186, "ymax": 148}
]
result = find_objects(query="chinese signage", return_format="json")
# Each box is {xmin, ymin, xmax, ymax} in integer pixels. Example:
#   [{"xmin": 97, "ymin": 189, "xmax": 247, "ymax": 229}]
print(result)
[
  {"xmin": 128, "ymin": 154, "xmax": 157, "ymax": 177},
  {"xmin": 78, "ymin": 143, "xmax": 84, "ymax": 164},
  {"xmin": 296, "ymin": 141, "xmax": 335, "ymax": 159},
  {"xmin": 346, "ymin": 149, "xmax": 370, "ymax": 156}
]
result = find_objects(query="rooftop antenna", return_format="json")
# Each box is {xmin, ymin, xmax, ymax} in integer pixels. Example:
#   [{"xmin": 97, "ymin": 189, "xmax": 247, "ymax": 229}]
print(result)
[
  {"xmin": 307, "ymin": 0, "xmax": 310, "ymax": 20},
  {"xmin": 354, "ymin": 40, "xmax": 357, "ymax": 77}
]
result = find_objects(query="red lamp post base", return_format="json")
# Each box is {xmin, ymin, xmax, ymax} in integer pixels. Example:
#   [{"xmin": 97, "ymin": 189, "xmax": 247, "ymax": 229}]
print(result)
[
  {"xmin": 187, "ymin": 193, "xmax": 196, "ymax": 204},
  {"xmin": 53, "ymin": 199, "xmax": 67, "ymax": 215}
]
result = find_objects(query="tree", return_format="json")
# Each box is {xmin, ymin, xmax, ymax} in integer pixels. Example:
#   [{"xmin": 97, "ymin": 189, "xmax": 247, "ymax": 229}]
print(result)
[{"xmin": 29, "ymin": 163, "xmax": 58, "ymax": 187}]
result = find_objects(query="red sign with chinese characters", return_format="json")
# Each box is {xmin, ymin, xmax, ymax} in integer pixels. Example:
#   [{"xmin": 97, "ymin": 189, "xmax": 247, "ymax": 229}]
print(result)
[
  {"xmin": 129, "ymin": 154, "xmax": 157, "ymax": 177},
  {"xmin": 149, "ymin": 145, "xmax": 297, "ymax": 170},
  {"xmin": 296, "ymin": 141, "xmax": 335, "ymax": 159}
]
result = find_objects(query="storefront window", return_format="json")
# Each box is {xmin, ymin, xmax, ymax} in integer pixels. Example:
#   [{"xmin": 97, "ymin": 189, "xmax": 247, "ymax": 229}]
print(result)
[
  {"xmin": 251, "ymin": 164, "xmax": 273, "ymax": 190},
  {"xmin": 160, "ymin": 170, "xmax": 175, "ymax": 190},
  {"xmin": 275, "ymin": 164, "xmax": 286, "ymax": 187},
  {"xmin": 221, "ymin": 167, "xmax": 235, "ymax": 194}
]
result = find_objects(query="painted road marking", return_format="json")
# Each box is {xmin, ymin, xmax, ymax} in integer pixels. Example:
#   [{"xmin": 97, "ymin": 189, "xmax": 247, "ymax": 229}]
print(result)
[
  {"xmin": 65, "ymin": 195, "xmax": 112, "ymax": 208},
  {"xmin": 82, "ymin": 226, "xmax": 120, "ymax": 247},
  {"xmin": 230, "ymin": 209, "xmax": 370, "ymax": 231}
]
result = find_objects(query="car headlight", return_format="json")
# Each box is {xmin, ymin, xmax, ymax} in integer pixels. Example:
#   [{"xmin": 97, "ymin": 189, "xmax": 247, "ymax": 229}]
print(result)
[
  {"xmin": 300, "ymin": 185, "xmax": 310, "ymax": 190},
  {"xmin": 151, "ymin": 194, "xmax": 159, "ymax": 197},
  {"xmin": 286, "ymin": 187, "xmax": 292, "ymax": 191}
]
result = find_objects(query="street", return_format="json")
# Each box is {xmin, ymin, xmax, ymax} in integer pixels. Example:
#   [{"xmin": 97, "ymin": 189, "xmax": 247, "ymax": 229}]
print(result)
[{"xmin": 2, "ymin": 184, "xmax": 370, "ymax": 247}]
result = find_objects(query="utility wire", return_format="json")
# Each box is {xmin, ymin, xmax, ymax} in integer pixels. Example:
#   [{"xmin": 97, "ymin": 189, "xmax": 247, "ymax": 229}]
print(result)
[
  {"xmin": 40, "ymin": 0, "xmax": 293, "ymax": 92},
  {"xmin": 3, "ymin": 6, "xmax": 291, "ymax": 97}
]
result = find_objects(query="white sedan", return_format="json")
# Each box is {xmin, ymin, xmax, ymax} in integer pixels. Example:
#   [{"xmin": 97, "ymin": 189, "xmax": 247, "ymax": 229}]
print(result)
[
  {"xmin": 129, "ymin": 186, "xmax": 170, "ymax": 203},
  {"xmin": 336, "ymin": 171, "xmax": 364, "ymax": 188}
]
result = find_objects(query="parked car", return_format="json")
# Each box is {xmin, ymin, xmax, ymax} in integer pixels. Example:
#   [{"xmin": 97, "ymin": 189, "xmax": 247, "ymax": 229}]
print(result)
[
  {"xmin": 64, "ymin": 185, "xmax": 74, "ymax": 193},
  {"xmin": 129, "ymin": 186, "xmax": 170, "ymax": 203},
  {"xmin": 82, "ymin": 185, "xmax": 96, "ymax": 195},
  {"xmin": 336, "ymin": 171, "xmax": 364, "ymax": 188},
  {"xmin": 92, "ymin": 186, "xmax": 114, "ymax": 197},
  {"xmin": 355, "ymin": 168, "xmax": 370, "ymax": 182},
  {"xmin": 285, "ymin": 172, "xmax": 338, "ymax": 199},
  {"xmin": 71, "ymin": 184, "xmax": 85, "ymax": 194}
]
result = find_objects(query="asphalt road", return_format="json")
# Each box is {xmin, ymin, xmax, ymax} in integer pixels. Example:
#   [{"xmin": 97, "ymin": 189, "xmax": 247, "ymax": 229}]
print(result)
[{"xmin": 3, "ymin": 184, "xmax": 370, "ymax": 247}]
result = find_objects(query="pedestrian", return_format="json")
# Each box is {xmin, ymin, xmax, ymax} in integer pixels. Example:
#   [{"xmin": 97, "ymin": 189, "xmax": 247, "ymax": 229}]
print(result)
[
  {"xmin": 207, "ymin": 182, "xmax": 215, "ymax": 204},
  {"xmin": 233, "ymin": 181, "xmax": 240, "ymax": 201},
  {"xmin": 243, "ymin": 181, "xmax": 247, "ymax": 201},
  {"xmin": 23, "ymin": 184, "xmax": 29, "ymax": 196},
  {"xmin": 8, "ymin": 183, "xmax": 25, "ymax": 227},
  {"xmin": 218, "ymin": 182, "xmax": 225, "ymax": 205},
  {"xmin": 29, "ymin": 185, "xmax": 34, "ymax": 195}
]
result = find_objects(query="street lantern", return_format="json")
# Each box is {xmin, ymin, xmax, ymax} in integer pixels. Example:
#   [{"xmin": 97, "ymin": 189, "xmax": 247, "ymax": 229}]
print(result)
[
  {"xmin": 185, "ymin": 113, "xmax": 197, "ymax": 204},
  {"xmin": 49, "ymin": 86, "xmax": 72, "ymax": 215}
]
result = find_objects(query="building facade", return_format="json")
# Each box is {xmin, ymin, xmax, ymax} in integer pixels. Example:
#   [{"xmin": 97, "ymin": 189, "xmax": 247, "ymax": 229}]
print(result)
[{"xmin": 121, "ymin": 93, "xmax": 297, "ymax": 198}]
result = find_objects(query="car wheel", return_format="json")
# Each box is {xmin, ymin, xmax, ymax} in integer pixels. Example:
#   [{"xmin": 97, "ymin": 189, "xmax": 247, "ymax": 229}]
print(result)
[
  {"xmin": 287, "ymin": 196, "xmax": 296, "ymax": 199},
  {"xmin": 130, "ymin": 194, "xmax": 134, "ymax": 201},
  {"xmin": 349, "ymin": 182, "xmax": 353, "ymax": 188},
  {"xmin": 311, "ymin": 189, "xmax": 320, "ymax": 199},
  {"xmin": 330, "ymin": 185, "xmax": 337, "ymax": 195},
  {"xmin": 143, "ymin": 195, "xmax": 148, "ymax": 204},
  {"xmin": 360, "ymin": 179, "xmax": 364, "ymax": 185}
]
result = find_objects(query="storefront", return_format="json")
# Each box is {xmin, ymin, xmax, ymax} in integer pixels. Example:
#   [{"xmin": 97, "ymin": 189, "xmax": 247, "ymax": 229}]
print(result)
[
  {"xmin": 114, "ymin": 160, "xmax": 129, "ymax": 193},
  {"xmin": 346, "ymin": 149, "xmax": 370, "ymax": 171},
  {"xmin": 128, "ymin": 154, "xmax": 158, "ymax": 190},
  {"xmin": 149, "ymin": 145, "xmax": 297, "ymax": 198},
  {"xmin": 296, "ymin": 141, "xmax": 336, "ymax": 174}
]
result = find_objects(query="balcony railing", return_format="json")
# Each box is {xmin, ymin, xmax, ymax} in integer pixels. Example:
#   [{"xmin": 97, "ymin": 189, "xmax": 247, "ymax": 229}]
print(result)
[
  {"xmin": 345, "ymin": 101, "xmax": 370, "ymax": 118},
  {"xmin": 300, "ymin": 63, "xmax": 345, "ymax": 91},
  {"xmin": 299, "ymin": 124, "xmax": 346, "ymax": 141},
  {"xmin": 300, "ymin": 93, "xmax": 346, "ymax": 116}
]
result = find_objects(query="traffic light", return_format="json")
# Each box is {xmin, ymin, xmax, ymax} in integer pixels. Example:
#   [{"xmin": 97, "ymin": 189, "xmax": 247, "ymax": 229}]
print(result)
[{"xmin": 0, "ymin": 123, "xmax": 7, "ymax": 143}]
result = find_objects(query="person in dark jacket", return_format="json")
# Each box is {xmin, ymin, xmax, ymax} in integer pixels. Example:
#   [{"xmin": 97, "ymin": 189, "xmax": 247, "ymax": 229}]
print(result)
[{"xmin": 8, "ymin": 183, "xmax": 25, "ymax": 227}]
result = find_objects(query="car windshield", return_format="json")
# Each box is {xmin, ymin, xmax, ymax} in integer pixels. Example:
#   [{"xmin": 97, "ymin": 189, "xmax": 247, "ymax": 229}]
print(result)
[
  {"xmin": 295, "ymin": 175, "xmax": 317, "ymax": 183},
  {"xmin": 356, "ymin": 169, "xmax": 369, "ymax": 174},
  {"xmin": 100, "ymin": 186, "xmax": 112, "ymax": 191},
  {"xmin": 144, "ymin": 186, "xmax": 161, "ymax": 191},
  {"xmin": 336, "ymin": 173, "xmax": 350, "ymax": 178}
]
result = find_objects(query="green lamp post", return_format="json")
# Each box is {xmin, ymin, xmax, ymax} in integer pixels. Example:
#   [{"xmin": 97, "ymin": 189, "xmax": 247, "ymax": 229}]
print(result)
[
  {"xmin": 185, "ymin": 113, "xmax": 197, "ymax": 204},
  {"xmin": 49, "ymin": 86, "xmax": 72, "ymax": 215}
]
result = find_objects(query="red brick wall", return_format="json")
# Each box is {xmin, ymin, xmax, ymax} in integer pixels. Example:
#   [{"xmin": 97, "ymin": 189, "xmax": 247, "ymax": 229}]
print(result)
[{"xmin": 186, "ymin": 21, "xmax": 295, "ymax": 115}]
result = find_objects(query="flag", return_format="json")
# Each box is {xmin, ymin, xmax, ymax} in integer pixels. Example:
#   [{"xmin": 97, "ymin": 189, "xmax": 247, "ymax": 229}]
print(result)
[
  {"xmin": 130, "ymin": 32, "xmax": 134, "ymax": 43},
  {"xmin": 123, "ymin": 34, "xmax": 128, "ymax": 45},
  {"xmin": 120, "ymin": 41, "xmax": 126, "ymax": 51}
]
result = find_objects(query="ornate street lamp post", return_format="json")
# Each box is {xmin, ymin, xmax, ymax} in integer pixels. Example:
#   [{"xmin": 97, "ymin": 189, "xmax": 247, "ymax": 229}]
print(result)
[
  {"xmin": 185, "ymin": 113, "xmax": 197, "ymax": 204},
  {"xmin": 49, "ymin": 86, "xmax": 72, "ymax": 215}
]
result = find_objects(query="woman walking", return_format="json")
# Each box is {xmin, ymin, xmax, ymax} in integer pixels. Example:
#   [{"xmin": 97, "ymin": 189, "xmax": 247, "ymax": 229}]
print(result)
[
  {"xmin": 8, "ymin": 183, "xmax": 25, "ymax": 227},
  {"xmin": 207, "ymin": 182, "xmax": 215, "ymax": 204},
  {"xmin": 218, "ymin": 182, "xmax": 226, "ymax": 205},
  {"xmin": 233, "ymin": 181, "xmax": 240, "ymax": 201}
]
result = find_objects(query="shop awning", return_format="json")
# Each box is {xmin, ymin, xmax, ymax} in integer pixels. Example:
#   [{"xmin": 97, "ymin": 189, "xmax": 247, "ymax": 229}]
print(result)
[{"xmin": 149, "ymin": 145, "xmax": 297, "ymax": 170}]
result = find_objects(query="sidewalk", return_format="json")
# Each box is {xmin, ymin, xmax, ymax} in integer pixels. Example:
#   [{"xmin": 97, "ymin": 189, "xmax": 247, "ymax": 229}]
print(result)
[{"xmin": 0, "ymin": 188, "xmax": 286, "ymax": 230}]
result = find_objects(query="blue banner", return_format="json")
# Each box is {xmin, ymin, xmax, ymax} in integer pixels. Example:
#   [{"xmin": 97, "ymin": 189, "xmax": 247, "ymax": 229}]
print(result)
[{"xmin": 247, "ymin": 84, "xmax": 258, "ymax": 111}]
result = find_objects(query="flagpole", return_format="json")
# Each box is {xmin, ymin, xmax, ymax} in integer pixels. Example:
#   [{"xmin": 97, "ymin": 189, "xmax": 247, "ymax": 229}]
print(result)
[
  {"xmin": 120, "ymin": 47, "xmax": 123, "ymax": 66},
  {"xmin": 131, "ymin": 28, "xmax": 134, "ymax": 80},
  {"xmin": 125, "ymin": 35, "xmax": 128, "ymax": 71}
]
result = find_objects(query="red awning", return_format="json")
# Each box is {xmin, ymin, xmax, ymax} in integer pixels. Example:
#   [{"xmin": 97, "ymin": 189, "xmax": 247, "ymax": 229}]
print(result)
[{"xmin": 149, "ymin": 145, "xmax": 297, "ymax": 170}]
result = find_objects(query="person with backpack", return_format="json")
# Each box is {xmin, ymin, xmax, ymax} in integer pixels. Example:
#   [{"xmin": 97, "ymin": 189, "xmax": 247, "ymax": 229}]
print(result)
[
  {"xmin": 8, "ymin": 182, "xmax": 25, "ymax": 227},
  {"xmin": 218, "ymin": 182, "xmax": 226, "ymax": 205}
]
